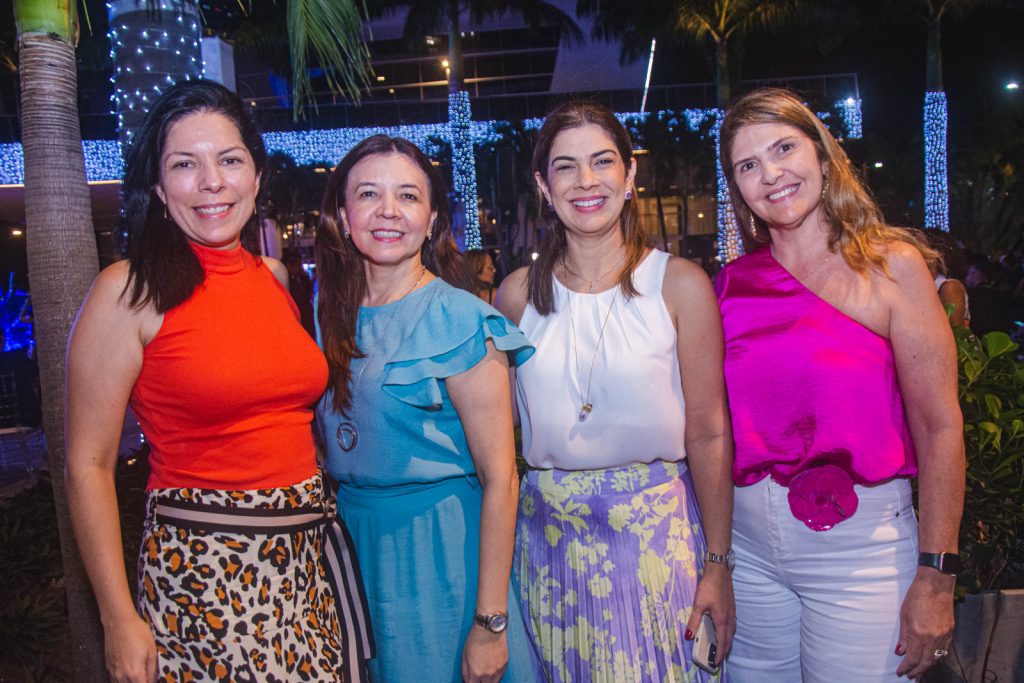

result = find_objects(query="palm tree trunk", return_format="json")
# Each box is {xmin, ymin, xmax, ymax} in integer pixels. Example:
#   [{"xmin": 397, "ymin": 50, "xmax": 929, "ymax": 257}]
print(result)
[
  {"xmin": 16, "ymin": 11, "xmax": 104, "ymax": 679},
  {"xmin": 926, "ymin": 15, "xmax": 943, "ymax": 92},
  {"xmin": 655, "ymin": 187, "xmax": 669, "ymax": 252},
  {"xmin": 680, "ymin": 188, "xmax": 689, "ymax": 258},
  {"xmin": 714, "ymin": 37, "xmax": 730, "ymax": 109},
  {"xmin": 923, "ymin": 13, "xmax": 948, "ymax": 230},
  {"xmin": 447, "ymin": 0, "xmax": 463, "ymax": 94}
]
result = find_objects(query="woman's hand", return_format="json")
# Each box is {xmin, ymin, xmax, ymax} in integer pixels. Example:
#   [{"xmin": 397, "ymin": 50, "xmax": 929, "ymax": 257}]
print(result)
[
  {"xmin": 895, "ymin": 570, "xmax": 955, "ymax": 679},
  {"xmin": 461, "ymin": 627, "xmax": 508, "ymax": 683},
  {"xmin": 685, "ymin": 564, "xmax": 736, "ymax": 666},
  {"xmin": 103, "ymin": 613, "xmax": 158, "ymax": 683}
]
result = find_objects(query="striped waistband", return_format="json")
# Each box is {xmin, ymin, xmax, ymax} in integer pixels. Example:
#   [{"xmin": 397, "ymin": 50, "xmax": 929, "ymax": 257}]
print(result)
[{"xmin": 154, "ymin": 500, "xmax": 327, "ymax": 534}]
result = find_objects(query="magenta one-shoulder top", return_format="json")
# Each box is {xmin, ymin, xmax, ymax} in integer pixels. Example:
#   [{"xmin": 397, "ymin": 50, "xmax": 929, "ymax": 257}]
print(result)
[{"xmin": 714, "ymin": 247, "xmax": 917, "ymax": 487}]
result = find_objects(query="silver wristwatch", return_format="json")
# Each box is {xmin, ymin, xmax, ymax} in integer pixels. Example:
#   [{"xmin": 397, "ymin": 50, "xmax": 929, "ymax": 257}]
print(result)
[
  {"xmin": 474, "ymin": 611, "xmax": 509, "ymax": 634},
  {"xmin": 704, "ymin": 550, "xmax": 736, "ymax": 571}
]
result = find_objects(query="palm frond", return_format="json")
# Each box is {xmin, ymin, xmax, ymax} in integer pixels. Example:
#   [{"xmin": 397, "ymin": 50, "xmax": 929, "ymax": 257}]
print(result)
[
  {"xmin": 578, "ymin": 0, "xmax": 680, "ymax": 64},
  {"xmin": 288, "ymin": 0, "xmax": 374, "ymax": 119},
  {"xmin": 400, "ymin": 0, "xmax": 449, "ymax": 42},
  {"xmin": 477, "ymin": 0, "xmax": 584, "ymax": 44}
]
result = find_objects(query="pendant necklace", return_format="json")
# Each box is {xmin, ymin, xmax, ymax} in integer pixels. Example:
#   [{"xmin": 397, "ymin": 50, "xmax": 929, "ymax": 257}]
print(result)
[
  {"xmin": 336, "ymin": 265, "xmax": 428, "ymax": 452},
  {"xmin": 566, "ymin": 287, "xmax": 618, "ymax": 422},
  {"xmin": 561, "ymin": 251, "xmax": 625, "ymax": 293}
]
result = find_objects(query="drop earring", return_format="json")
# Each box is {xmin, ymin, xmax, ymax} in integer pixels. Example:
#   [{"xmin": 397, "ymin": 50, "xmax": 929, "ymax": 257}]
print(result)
[
  {"xmin": 749, "ymin": 215, "xmax": 759, "ymax": 239},
  {"xmin": 163, "ymin": 204, "xmax": 169, "ymax": 220},
  {"xmin": 343, "ymin": 229, "xmax": 350, "ymax": 239},
  {"xmin": 821, "ymin": 176, "xmax": 829, "ymax": 200}
]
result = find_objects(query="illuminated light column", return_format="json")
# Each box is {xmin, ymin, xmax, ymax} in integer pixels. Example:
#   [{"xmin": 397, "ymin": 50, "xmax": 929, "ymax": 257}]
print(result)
[
  {"xmin": 836, "ymin": 97, "xmax": 863, "ymax": 140},
  {"xmin": 924, "ymin": 91, "xmax": 949, "ymax": 231},
  {"xmin": 108, "ymin": 0, "xmax": 202, "ymax": 151},
  {"xmin": 713, "ymin": 111, "xmax": 743, "ymax": 264},
  {"xmin": 448, "ymin": 90, "xmax": 482, "ymax": 250}
]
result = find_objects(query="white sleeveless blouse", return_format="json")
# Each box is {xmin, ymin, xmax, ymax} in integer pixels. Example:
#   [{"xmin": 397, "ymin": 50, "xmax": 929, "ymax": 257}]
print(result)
[{"xmin": 516, "ymin": 249, "xmax": 687, "ymax": 470}]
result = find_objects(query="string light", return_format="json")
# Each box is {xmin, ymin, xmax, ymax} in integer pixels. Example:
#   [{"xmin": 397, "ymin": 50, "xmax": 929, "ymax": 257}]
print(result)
[
  {"xmin": 924, "ymin": 91, "xmax": 949, "ymax": 231},
  {"xmin": 710, "ymin": 112, "xmax": 742, "ymax": 264},
  {"xmin": 107, "ymin": 0, "xmax": 202, "ymax": 147},
  {"xmin": 836, "ymin": 98, "xmax": 863, "ymax": 139},
  {"xmin": 3, "ymin": 105, "xmax": 863, "ymax": 258},
  {"xmin": 448, "ymin": 91, "xmax": 482, "ymax": 250}
]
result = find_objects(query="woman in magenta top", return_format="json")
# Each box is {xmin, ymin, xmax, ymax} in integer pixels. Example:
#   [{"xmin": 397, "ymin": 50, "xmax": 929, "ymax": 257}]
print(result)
[{"xmin": 715, "ymin": 89, "xmax": 964, "ymax": 682}]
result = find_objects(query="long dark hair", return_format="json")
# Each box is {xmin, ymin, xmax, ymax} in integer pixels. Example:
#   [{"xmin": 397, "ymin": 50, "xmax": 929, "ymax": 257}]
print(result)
[
  {"xmin": 528, "ymin": 100, "xmax": 645, "ymax": 315},
  {"xmin": 316, "ymin": 135, "xmax": 472, "ymax": 414},
  {"xmin": 719, "ymin": 88, "xmax": 938, "ymax": 273},
  {"xmin": 121, "ymin": 79, "xmax": 267, "ymax": 312}
]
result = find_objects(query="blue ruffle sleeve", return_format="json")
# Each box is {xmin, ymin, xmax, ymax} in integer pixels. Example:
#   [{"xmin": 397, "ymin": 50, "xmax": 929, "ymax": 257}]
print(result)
[{"xmin": 381, "ymin": 287, "xmax": 534, "ymax": 409}]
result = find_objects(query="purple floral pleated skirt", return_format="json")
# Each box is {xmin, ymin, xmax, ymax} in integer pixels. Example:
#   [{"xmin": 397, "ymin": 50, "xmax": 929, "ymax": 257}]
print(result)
[{"xmin": 514, "ymin": 461, "xmax": 725, "ymax": 682}]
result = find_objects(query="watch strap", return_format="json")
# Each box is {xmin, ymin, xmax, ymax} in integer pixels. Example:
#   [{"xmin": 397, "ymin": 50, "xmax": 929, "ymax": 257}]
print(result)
[
  {"xmin": 918, "ymin": 552, "xmax": 962, "ymax": 575},
  {"xmin": 703, "ymin": 550, "xmax": 735, "ymax": 570},
  {"xmin": 474, "ymin": 611, "xmax": 509, "ymax": 633}
]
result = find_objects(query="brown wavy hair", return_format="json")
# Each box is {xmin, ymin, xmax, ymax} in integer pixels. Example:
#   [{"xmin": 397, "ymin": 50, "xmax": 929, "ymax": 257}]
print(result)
[
  {"xmin": 316, "ymin": 135, "xmax": 473, "ymax": 414},
  {"xmin": 719, "ymin": 88, "xmax": 938, "ymax": 274},
  {"xmin": 528, "ymin": 100, "xmax": 645, "ymax": 315}
]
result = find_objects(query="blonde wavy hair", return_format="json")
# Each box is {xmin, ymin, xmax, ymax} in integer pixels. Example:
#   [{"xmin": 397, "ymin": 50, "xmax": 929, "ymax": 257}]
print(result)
[{"xmin": 719, "ymin": 88, "xmax": 938, "ymax": 274}]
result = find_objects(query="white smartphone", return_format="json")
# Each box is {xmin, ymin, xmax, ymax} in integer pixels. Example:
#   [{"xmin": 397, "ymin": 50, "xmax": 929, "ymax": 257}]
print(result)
[{"xmin": 692, "ymin": 612, "xmax": 719, "ymax": 674}]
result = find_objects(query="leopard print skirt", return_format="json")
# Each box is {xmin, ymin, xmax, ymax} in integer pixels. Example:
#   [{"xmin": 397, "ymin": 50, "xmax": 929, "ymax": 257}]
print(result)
[{"xmin": 138, "ymin": 474, "xmax": 346, "ymax": 682}]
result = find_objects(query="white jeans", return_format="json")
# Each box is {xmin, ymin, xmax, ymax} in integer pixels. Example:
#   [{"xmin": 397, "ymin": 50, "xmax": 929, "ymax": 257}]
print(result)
[{"xmin": 728, "ymin": 476, "xmax": 919, "ymax": 682}]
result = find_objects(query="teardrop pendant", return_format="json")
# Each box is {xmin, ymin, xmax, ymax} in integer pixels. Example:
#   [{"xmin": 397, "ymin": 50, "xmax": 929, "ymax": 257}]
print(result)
[{"xmin": 578, "ymin": 403, "xmax": 593, "ymax": 422}]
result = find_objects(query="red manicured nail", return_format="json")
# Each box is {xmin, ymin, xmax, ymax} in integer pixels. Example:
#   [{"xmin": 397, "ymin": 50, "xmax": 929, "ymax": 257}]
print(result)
[
  {"xmin": 685, "ymin": 629, "xmax": 694, "ymax": 640},
  {"xmin": 895, "ymin": 643, "xmax": 906, "ymax": 656}
]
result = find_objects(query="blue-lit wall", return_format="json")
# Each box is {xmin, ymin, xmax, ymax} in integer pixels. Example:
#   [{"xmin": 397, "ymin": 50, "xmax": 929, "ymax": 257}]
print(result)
[{"xmin": 1, "ymin": 98, "xmax": 864, "ymax": 261}]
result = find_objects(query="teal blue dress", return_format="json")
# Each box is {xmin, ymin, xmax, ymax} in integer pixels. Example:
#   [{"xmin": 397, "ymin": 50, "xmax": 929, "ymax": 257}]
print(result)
[{"xmin": 317, "ymin": 279, "xmax": 535, "ymax": 683}]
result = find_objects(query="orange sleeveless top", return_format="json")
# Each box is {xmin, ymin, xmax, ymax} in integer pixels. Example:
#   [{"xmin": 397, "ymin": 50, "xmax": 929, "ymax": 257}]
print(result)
[{"xmin": 130, "ymin": 243, "xmax": 328, "ymax": 490}]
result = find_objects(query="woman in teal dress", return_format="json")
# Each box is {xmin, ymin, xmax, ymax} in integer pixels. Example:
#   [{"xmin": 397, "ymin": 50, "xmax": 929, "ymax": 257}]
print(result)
[{"xmin": 315, "ymin": 135, "xmax": 535, "ymax": 683}]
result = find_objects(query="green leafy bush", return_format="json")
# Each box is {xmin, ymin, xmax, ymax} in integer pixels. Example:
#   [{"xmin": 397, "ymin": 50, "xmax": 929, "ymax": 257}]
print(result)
[
  {"xmin": 0, "ymin": 477, "xmax": 67, "ymax": 676},
  {"xmin": 955, "ymin": 329, "xmax": 1024, "ymax": 593}
]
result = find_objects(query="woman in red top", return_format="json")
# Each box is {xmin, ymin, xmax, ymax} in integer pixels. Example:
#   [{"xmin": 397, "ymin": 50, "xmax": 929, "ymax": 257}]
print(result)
[{"xmin": 66, "ymin": 81, "xmax": 370, "ymax": 683}]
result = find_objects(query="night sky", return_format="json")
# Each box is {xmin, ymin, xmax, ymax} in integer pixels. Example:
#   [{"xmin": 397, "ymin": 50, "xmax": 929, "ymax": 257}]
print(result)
[{"xmin": 644, "ymin": 4, "xmax": 1023, "ymax": 228}]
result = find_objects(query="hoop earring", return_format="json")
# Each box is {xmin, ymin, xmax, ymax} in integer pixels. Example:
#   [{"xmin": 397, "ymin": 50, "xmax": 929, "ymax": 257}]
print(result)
[{"xmin": 749, "ymin": 214, "xmax": 759, "ymax": 239}]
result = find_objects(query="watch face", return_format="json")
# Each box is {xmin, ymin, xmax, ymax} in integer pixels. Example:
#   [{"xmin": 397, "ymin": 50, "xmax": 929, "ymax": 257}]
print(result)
[
  {"xmin": 488, "ymin": 614, "xmax": 508, "ymax": 633},
  {"xmin": 941, "ymin": 553, "xmax": 963, "ymax": 574}
]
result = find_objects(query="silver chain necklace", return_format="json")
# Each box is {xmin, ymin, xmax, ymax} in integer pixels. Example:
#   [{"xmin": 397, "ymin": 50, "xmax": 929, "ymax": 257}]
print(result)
[
  {"xmin": 336, "ymin": 266, "xmax": 428, "ymax": 452},
  {"xmin": 561, "ymin": 252, "xmax": 625, "ymax": 293},
  {"xmin": 566, "ymin": 288, "xmax": 617, "ymax": 422}
]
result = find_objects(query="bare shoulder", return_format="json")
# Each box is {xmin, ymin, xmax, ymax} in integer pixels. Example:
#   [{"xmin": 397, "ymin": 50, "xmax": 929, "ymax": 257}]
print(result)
[
  {"xmin": 260, "ymin": 256, "xmax": 289, "ymax": 289},
  {"xmin": 495, "ymin": 265, "xmax": 530, "ymax": 324},
  {"xmin": 83, "ymin": 260, "xmax": 143, "ymax": 316},
  {"xmin": 868, "ymin": 239, "xmax": 948, "ymax": 340},
  {"xmin": 92, "ymin": 259, "xmax": 132, "ymax": 298},
  {"xmin": 662, "ymin": 255, "xmax": 715, "ymax": 311},
  {"xmin": 74, "ymin": 259, "xmax": 161, "ymax": 346},
  {"xmin": 878, "ymin": 238, "xmax": 930, "ymax": 277},
  {"xmin": 664, "ymin": 254, "xmax": 713, "ymax": 286}
]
